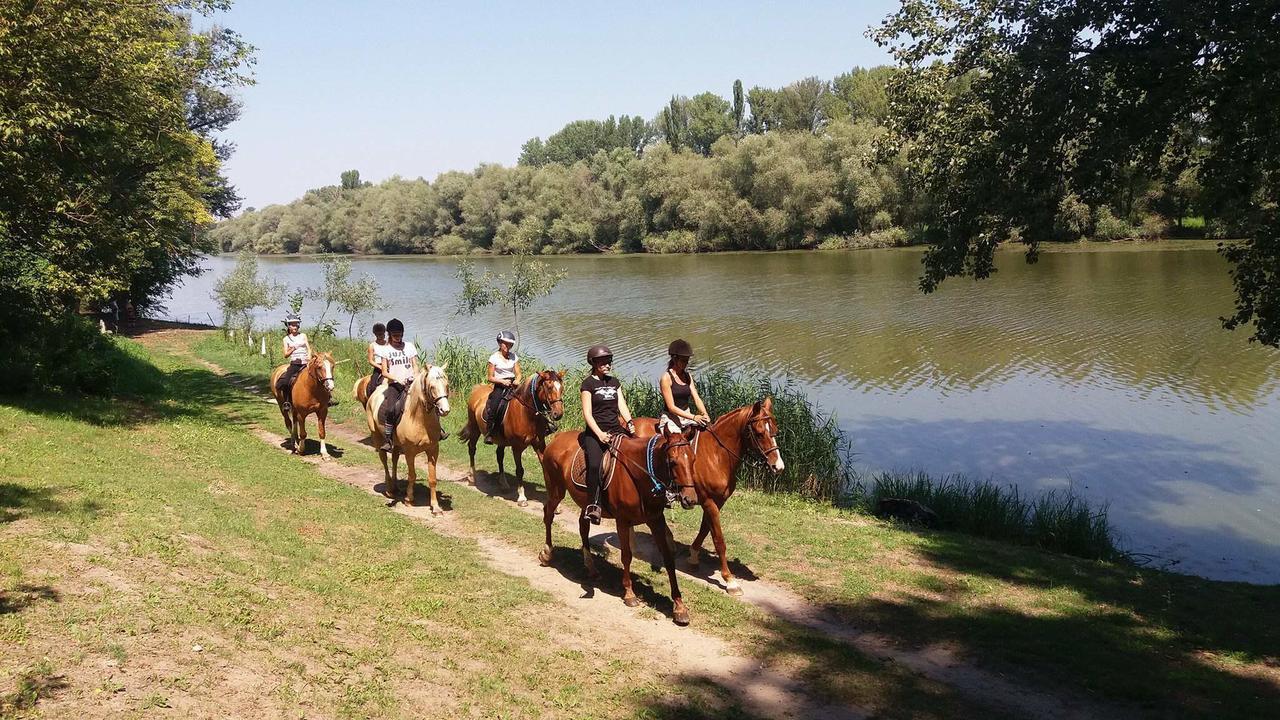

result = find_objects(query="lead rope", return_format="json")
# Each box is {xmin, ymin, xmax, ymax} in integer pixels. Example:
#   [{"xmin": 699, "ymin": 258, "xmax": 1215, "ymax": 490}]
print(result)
[{"xmin": 644, "ymin": 435, "xmax": 665, "ymax": 494}]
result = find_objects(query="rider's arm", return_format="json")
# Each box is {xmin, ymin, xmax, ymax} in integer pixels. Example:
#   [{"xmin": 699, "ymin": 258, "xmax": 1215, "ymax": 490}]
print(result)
[
  {"xmin": 281, "ymin": 337, "xmax": 292, "ymax": 360},
  {"xmin": 410, "ymin": 354, "xmax": 420, "ymax": 375},
  {"xmin": 582, "ymin": 391, "xmax": 608, "ymax": 443},
  {"xmin": 486, "ymin": 361, "xmax": 500, "ymax": 384},
  {"xmin": 689, "ymin": 378, "xmax": 711, "ymax": 422},
  {"xmin": 512, "ymin": 361, "xmax": 523, "ymax": 386},
  {"xmin": 367, "ymin": 343, "xmax": 377, "ymax": 368},
  {"xmin": 617, "ymin": 387, "xmax": 635, "ymax": 432}
]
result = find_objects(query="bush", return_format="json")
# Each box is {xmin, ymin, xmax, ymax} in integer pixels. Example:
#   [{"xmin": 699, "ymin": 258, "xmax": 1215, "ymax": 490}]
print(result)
[
  {"xmin": 1093, "ymin": 206, "xmax": 1138, "ymax": 240},
  {"xmin": 641, "ymin": 229, "xmax": 700, "ymax": 254},
  {"xmin": 432, "ymin": 234, "xmax": 471, "ymax": 255},
  {"xmin": 818, "ymin": 226, "xmax": 909, "ymax": 249},
  {"xmin": 1136, "ymin": 212, "xmax": 1170, "ymax": 239},
  {"xmin": 1054, "ymin": 193, "xmax": 1092, "ymax": 240}
]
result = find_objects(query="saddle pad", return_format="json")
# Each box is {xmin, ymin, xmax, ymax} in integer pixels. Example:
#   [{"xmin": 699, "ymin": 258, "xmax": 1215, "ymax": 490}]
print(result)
[{"xmin": 570, "ymin": 440, "xmax": 619, "ymax": 491}]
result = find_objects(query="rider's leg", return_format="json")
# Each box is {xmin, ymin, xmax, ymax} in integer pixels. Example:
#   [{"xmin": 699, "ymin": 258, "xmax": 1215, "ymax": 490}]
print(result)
[
  {"xmin": 379, "ymin": 383, "xmax": 402, "ymax": 452},
  {"xmin": 580, "ymin": 431, "xmax": 605, "ymax": 524},
  {"xmin": 278, "ymin": 363, "xmax": 302, "ymax": 412},
  {"xmin": 482, "ymin": 384, "xmax": 503, "ymax": 443}
]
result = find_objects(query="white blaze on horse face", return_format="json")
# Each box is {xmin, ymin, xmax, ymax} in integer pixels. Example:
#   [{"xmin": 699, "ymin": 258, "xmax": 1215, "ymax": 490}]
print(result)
[
  {"xmin": 765, "ymin": 421, "xmax": 785, "ymax": 472},
  {"xmin": 323, "ymin": 360, "xmax": 335, "ymax": 391}
]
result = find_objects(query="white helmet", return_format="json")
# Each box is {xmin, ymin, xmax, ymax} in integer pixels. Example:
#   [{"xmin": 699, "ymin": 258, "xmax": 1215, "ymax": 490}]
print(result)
[{"xmin": 496, "ymin": 330, "xmax": 516, "ymax": 345}]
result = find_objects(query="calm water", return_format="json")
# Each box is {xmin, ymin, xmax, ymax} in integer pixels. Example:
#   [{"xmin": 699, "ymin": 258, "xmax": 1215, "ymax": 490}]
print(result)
[{"xmin": 161, "ymin": 243, "xmax": 1280, "ymax": 584}]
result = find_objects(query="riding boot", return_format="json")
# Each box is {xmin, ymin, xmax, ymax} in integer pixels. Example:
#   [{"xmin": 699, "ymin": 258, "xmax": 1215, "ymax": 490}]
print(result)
[
  {"xmin": 584, "ymin": 480, "xmax": 603, "ymax": 525},
  {"xmin": 380, "ymin": 421, "xmax": 395, "ymax": 453}
]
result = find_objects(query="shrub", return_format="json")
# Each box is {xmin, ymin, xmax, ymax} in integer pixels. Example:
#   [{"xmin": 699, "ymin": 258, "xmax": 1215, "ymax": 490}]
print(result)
[
  {"xmin": 432, "ymin": 234, "xmax": 471, "ymax": 255},
  {"xmin": 642, "ymin": 229, "xmax": 699, "ymax": 253},
  {"xmin": 1093, "ymin": 206, "xmax": 1138, "ymax": 240}
]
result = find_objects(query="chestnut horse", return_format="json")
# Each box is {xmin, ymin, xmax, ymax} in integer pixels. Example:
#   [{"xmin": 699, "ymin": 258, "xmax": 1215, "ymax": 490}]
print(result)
[
  {"xmin": 538, "ymin": 426, "xmax": 699, "ymax": 624},
  {"xmin": 459, "ymin": 369, "xmax": 566, "ymax": 506},
  {"xmin": 269, "ymin": 353, "xmax": 336, "ymax": 458},
  {"xmin": 634, "ymin": 397, "xmax": 785, "ymax": 595},
  {"xmin": 364, "ymin": 364, "xmax": 451, "ymax": 514},
  {"xmin": 352, "ymin": 374, "xmax": 378, "ymax": 406}
]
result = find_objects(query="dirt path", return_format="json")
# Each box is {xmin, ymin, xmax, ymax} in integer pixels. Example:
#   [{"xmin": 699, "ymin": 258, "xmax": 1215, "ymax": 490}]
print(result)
[{"xmin": 145, "ymin": 327, "xmax": 1125, "ymax": 720}]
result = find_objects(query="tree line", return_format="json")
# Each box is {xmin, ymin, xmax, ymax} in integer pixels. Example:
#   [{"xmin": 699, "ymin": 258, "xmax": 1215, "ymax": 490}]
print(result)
[{"xmin": 210, "ymin": 66, "xmax": 1203, "ymax": 259}]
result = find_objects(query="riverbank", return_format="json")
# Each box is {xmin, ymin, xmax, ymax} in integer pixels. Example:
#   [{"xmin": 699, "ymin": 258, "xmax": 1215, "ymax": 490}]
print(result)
[{"xmin": 188, "ymin": 329, "xmax": 1279, "ymax": 717}]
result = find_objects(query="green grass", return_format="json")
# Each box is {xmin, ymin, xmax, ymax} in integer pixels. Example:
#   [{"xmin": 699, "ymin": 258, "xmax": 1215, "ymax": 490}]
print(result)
[
  {"xmin": 0, "ymin": 335, "xmax": 748, "ymax": 719},
  {"xmin": 195, "ymin": 330, "xmax": 1280, "ymax": 718}
]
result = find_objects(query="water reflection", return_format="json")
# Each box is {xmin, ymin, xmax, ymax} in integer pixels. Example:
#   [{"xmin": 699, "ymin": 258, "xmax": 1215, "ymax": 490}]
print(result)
[{"xmin": 161, "ymin": 243, "xmax": 1280, "ymax": 582}]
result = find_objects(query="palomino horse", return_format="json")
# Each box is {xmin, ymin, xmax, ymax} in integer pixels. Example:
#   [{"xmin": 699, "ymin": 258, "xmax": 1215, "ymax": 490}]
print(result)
[
  {"xmin": 459, "ymin": 370, "xmax": 566, "ymax": 506},
  {"xmin": 269, "ymin": 353, "xmax": 336, "ymax": 458},
  {"xmin": 538, "ymin": 426, "xmax": 699, "ymax": 624},
  {"xmin": 353, "ymin": 374, "xmax": 377, "ymax": 406},
  {"xmin": 364, "ymin": 364, "xmax": 451, "ymax": 514},
  {"xmin": 634, "ymin": 397, "xmax": 785, "ymax": 596}
]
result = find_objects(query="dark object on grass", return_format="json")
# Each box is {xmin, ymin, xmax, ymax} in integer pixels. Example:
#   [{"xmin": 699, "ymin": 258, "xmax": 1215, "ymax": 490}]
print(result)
[{"xmin": 876, "ymin": 497, "xmax": 940, "ymax": 528}]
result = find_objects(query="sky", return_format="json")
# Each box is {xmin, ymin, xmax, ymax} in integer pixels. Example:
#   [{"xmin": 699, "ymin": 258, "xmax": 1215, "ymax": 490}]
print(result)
[{"xmin": 208, "ymin": 1, "xmax": 899, "ymax": 211}]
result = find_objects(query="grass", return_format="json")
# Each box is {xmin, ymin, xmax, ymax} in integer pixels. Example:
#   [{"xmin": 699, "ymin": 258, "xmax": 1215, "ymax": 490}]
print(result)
[
  {"xmin": 194, "ymin": 330, "xmax": 1280, "ymax": 718},
  {"xmin": 0, "ymin": 335, "xmax": 750, "ymax": 719}
]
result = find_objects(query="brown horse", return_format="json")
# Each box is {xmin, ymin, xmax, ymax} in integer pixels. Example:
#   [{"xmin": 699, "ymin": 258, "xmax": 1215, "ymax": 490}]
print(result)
[
  {"xmin": 352, "ymin": 375, "xmax": 375, "ymax": 406},
  {"xmin": 538, "ymin": 426, "xmax": 699, "ymax": 624},
  {"xmin": 634, "ymin": 397, "xmax": 785, "ymax": 595},
  {"xmin": 364, "ymin": 364, "xmax": 451, "ymax": 514},
  {"xmin": 269, "ymin": 353, "xmax": 336, "ymax": 458},
  {"xmin": 459, "ymin": 370, "xmax": 566, "ymax": 506}
]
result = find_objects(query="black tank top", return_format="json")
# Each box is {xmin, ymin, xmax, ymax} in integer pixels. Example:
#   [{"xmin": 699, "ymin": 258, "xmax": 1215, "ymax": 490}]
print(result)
[{"xmin": 668, "ymin": 370, "xmax": 692, "ymax": 412}]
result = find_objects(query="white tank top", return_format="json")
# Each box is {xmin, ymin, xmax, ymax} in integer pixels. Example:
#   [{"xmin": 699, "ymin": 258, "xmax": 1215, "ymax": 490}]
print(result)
[
  {"xmin": 489, "ymin": 351, "xmax": 518, "ymax": 381},
  {"xmin": 285, "ymin": 333, "xmax": 309, "ymax": 363}
]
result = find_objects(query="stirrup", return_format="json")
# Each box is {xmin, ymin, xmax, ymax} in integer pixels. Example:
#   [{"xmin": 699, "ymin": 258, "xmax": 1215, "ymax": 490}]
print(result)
[{"xmin": 584, "ymin": 504, "xmax": 602, "ymax": 525}]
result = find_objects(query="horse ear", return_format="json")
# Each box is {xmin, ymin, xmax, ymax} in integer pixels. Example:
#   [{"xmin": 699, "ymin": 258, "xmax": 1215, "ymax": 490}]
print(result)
[
  {"xmin": 762, "ymin": 396, "xmax": 773, "ymax": 412},
  {"xmin": 752, "ymin": 398, "xmax": 764, "ymax": 414},
  {"xmin": 439, "ymin": 362, "xmax": 448, "ymax": 371},
  {"xmin": 557, "ymin": 369, "xmax": 566, "ymax": 380}
]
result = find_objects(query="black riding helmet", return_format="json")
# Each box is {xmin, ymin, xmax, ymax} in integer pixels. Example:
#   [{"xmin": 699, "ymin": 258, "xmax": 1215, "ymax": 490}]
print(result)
[
  {"xmin": 386, "ymin": 318, "xmax": 404, "ymax": 334},
  {"xmin": 586, "ymin": 344, "xmax": 613, "ymax": 366},
  {"xmin": 667, "ymin": 339, "xmax": 693, "ymax": 358}
]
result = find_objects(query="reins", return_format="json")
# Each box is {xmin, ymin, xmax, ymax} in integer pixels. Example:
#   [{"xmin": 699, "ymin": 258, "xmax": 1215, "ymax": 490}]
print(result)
[
  {"xmin": 609, "ymin": 435, "xmax": 695, "ymax": 496},
  {"xmin": 513, "ymin": 373, "xmax": 563, "ymax": 431},
  {"xmin": 701, "ymin": 406, "xmax": 781, "ymax": 467}
]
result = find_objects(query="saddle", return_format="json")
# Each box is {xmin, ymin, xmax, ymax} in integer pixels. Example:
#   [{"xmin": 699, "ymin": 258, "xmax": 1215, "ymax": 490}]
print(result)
[{"xmin": 570, "ymin": 435, "xmax": 624, "ymax": 491}]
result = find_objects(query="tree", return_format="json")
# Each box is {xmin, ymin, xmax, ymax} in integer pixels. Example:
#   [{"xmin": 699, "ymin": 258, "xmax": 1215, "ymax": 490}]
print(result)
[
  {"xmin": 732, "ymin": 80, "xmax": 745, "ymax": 135},
  {"xmin": 338, "ymin": 275, "xmax": 385, "ymax": 339},
  {"xmin": 453, "ymin": 255, "xmax": 566, "ymax": 347},
  {"xmin": 340, "ymin": 169, "xmax": 362, "ymax": 190},
  {"xmin": 213, "ymin": 254, "xmax": 285, "ymax": 338},
  {"xmin": 685, "ymin": 92, "xmax": 735, "ymax": 155},
  {"xmin": 873, "ymin": 0, "xmax": 1280, "ymax": 345},
  {"xmin": 660, "ymin": 96, "xmax": 688, "ymax": 151}
]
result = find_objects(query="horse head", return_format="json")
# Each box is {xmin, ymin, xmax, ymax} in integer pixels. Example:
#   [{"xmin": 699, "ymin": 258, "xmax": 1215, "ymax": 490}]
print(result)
[
  {"xmin": 415, "ymin": 362, "xmax": 451, "ymax": 417},
  {"xmin": 660, "ymin": 424, "xmax": 699, "ymax": 509},
  {"xmin": 746, "ymin": 396, "xmax": 785, "ymax": 474},
  {"xmin": 310, "ymin": 352, "xmax": 336, "ymax": 394},
  {"xmin": 533, "ymin": 369, "xmax": 566, "ymax": 421}
]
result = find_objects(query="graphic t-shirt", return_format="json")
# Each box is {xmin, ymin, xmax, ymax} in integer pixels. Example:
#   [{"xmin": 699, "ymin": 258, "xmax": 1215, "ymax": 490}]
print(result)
[
  {"xmin": 489, "ymin": 351, "xmax": 519, "ymax": 382},
  {"xmin": 580, "ymin": 373, "xmax": 623, "ymax": 433},
  {"xmin": 384, "ymin": 341, "xmax": 419, "ymax": 383},
  {"xmin": 285, "ymin": 333, "xmax": 309, "ymax": 363}
]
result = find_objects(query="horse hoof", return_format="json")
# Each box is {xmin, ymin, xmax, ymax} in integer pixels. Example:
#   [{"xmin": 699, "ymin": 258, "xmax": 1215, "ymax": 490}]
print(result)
[
  {"xmin": 726, "ymin": 583, "xmax": 744, "ymax": 597},
  {"xmin": 517, "ymin": 499, "xmax": 529, "ymax": 508},
  {"xmin": 688, "ymin": 555, "xmax": 700, "ymax": 568},
  {"xmin": 431, "ymin": 507, "xmax": 443, "ymax": 516},
  {"xmin": 672, "ymin": 608, "xmax": 690, "ymax": 626},
  {"xmin": 623, "ymin": 595, "xmax": 640, "ymax": 608},
  {"xmin": 538, "ymin": 546, "xmax": 552, "ymax": 566}
]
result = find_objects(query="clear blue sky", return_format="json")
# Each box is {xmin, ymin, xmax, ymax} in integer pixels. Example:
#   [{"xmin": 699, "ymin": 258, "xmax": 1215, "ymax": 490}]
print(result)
[{"xmin": 209, "ymin": 1, "xmax": 898, "ymax": 210}]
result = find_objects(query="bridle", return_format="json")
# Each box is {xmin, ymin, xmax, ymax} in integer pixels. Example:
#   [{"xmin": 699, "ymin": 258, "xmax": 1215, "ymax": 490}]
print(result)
[
  {"xmin": 308, "ymin": 356, "xmax": 335, "ymax": 392},
  {"xmin": 611, "ymin": 435, "xmax": 697, "ymax": 502},
  {"xmin": 516, "ymin": 373, "xmax": 564, "ymax": 427},
  {"xmin": 703, "ymin": 407, "xmax": 781, "ymax": 467},
  {"xmin": 415, "ymin": 371, "xmax": 449, "ymax": 414}
]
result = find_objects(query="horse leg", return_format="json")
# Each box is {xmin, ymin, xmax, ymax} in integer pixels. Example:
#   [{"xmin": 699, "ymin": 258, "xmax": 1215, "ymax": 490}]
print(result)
[
  {"xmin": 467, "ymin": 430, "xmax": 479, "ymax": 485},
  {"xmin": 579, "ymin": 514, "xmax": 598, "ymax": 579},
  {"xmin": 294, "ymin": 412, "xmax": 307, "ymax": 455},
  {"xmin": 377, "ymin": 449, "xmax": 394, "ymax": 499},
  {"xmin": 391, "ymin": 448, "xmax": 401, "ymax": 499},
  {"xmin": 513, "ymin": 449, "xmax": 528, "ymax": 507},
  {"xmin": 426, "ymin": 447, "xmax": 442, "ymax": 516},
  {"xmin": 317, "ymin": 410, "xmax": 330, "ymax": 459},
  {"xmin": 703, "ymin": 501, "xmax": 739, "ymax": 596},
  {"xmin": 539, "ymin": 474, "xmax": 564, "ymax": 566},
  {"xmin": 689, "ymin": 506, "xmax": 713, "ymax": 567},
  {"xmin": 496, "ymin": 445, "xmax": 507, "ymax": 488},
  {"xmin": 403, "ymin": 452, "xmax": 417, "ymax": 507},
  {"xmin": 650, "ymin": 514, "xmax": 689, "ymax": 625},
  {"xmin": 619, "ymin": 520, "xmax": 639, "ymax": 607}
]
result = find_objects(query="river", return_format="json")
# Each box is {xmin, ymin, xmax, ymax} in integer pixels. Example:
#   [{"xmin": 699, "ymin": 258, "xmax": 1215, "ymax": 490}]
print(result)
[{"xmin": 158, "ymin": 242, "xmax": 1280, "ymax": 584}]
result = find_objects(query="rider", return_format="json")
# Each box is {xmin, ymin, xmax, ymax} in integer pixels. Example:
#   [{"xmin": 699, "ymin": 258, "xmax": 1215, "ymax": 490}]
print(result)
[
  {"xmin": 483, "ymin": 330, "xmax": 523, "ymax": 444},
  {"xmin": 378, "ymin": 318, "xmax": 419, "ymax": 452},
  {"xmin": 580, "ymin": 344, "xmax": 635, "ymax": 525},
  {"xmin": 276, "ymin": 313, "xmax": 312, "ymax": 413},
  {"xmin": 364, "ymin": 321, "xmax": 390, "ymax": 405},
  {"xmin": 659, "ymin": 339, "xmax": 711, "ymax": 434}
]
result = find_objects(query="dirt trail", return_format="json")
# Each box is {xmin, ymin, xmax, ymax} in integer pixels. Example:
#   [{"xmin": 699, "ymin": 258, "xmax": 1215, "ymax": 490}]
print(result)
[{"xmin": 146, "ymin": 327, "xmax": 1126, "ymax": 720}]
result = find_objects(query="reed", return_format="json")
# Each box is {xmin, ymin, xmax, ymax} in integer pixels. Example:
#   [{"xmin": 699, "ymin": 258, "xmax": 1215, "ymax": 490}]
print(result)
[{"xmin": 859, "ymin": 470, "xmax": 1120, "ymax": 560}]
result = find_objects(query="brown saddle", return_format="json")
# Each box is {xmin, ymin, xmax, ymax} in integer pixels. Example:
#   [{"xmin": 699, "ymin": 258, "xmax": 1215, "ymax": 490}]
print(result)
[{"xmin": 570, "ymin": 435, "xmax": 624, "ymax": 491}]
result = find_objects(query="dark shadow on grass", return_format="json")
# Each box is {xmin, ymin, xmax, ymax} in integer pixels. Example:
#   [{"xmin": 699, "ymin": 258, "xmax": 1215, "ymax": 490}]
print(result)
[
  {"xmin": 0, "ymin": 483, "xmax": 64, "ymax": 524},
  {"xmin": 470, "ymin": 468, "xmax": 550, "ymax": 507},
  {"xmin": 0, "ymin": 584, "xmax": 60, "ymax": 615}
]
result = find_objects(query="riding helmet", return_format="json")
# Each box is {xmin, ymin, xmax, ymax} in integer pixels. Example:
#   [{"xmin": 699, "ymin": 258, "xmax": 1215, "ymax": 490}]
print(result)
[
  {"xmin": 386, "ymin": 318, "xmax": 404, "ymax": 334},
  {"xmin": 586, "ymin": 344, "xmax": 613, "ymax": 364},
  {"xmin": 283, "ymin": 313, "xmax": 301, "ymax": 326},
  {"xmin": 497, "ymin": 330, "xmax": 516, "ymax": 345},
  {"xmin": 667, "ymin": 339, "xmax": 693, "ymax": 358}
]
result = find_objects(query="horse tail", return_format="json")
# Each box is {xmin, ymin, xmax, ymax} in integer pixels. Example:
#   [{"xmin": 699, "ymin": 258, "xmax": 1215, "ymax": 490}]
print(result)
[{"xmin": 457, "ymin": 416, "xmax": 477, "ymax": 444}]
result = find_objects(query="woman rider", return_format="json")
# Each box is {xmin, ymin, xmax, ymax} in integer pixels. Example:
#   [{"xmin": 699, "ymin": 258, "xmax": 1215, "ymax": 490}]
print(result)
[
  {"xmin": 378, "ymin": 318, "xmax": 419, "ymax": 452},
  {"xmin": 363, "ymin": 322, "xmax": 389, "ymax": 406},
  {"xmin": 276, "ymin": 313, "xmax": 312, "ymax": 413},
  {"xmin": 483, "ymin": 330, "xmax": 522, "ymax": 444},
  {"xmin": 580, "ymin": 344, "xmax": 636, "ymax": 524},
  {"xmin": 658, "ymin": 339, "xmax": 711, "ymax": 435}
]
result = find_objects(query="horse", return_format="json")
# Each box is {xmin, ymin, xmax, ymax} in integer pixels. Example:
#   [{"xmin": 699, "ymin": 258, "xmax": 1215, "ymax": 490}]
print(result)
[
  {"xmin": 538, "ymin": 425, "xmax": 699, "ymax": 625},
  {"xmin": 269, "ymin": 352, "xmax": 336, "ymax": 458},
  {"xmin": 459, "ymin": 369, "xmax": 566, "ymax": 506},
  {"xmin": 633, "ymin": 397, "xmax": 785, "ymax": 596},
  {"xmin": 353, "ymin": 374, "xmax": 375, "ymax": 406},
  {"xmin": 363, "ymin": 364, "xmax": 451, "ymax": 514}
]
